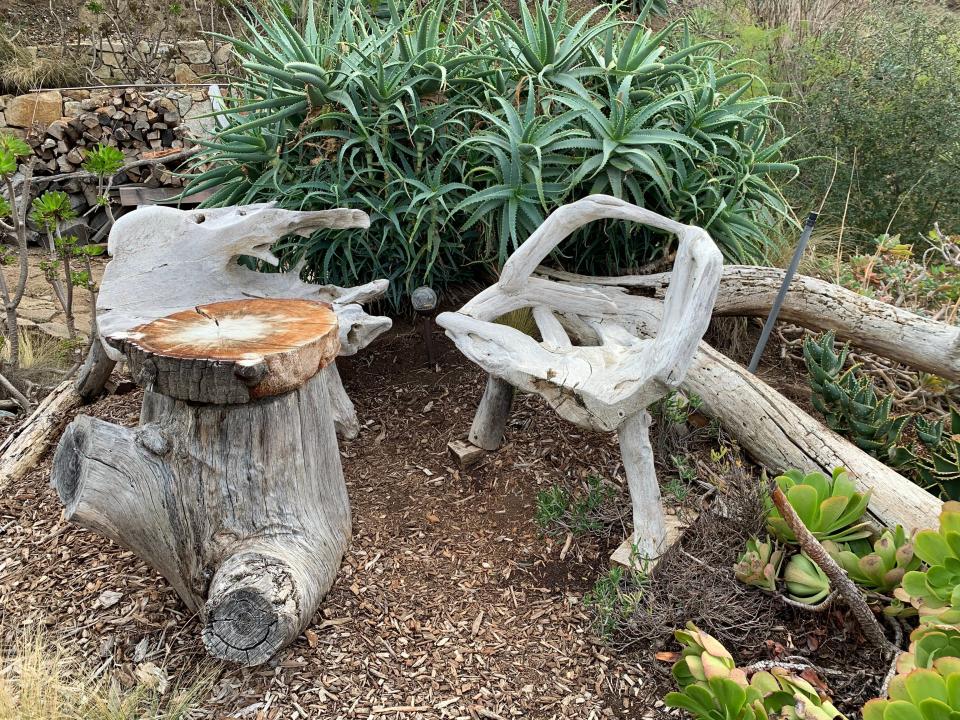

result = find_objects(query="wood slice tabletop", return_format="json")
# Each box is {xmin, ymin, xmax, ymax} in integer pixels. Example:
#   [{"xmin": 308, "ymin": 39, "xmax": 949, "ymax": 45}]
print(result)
[{"xmin": 107, "ymin": 298, "xmax": 341, "ymax": 404}]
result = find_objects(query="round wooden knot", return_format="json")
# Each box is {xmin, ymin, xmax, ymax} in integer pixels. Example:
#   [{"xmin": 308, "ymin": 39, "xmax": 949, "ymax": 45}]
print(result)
[{"xmin": 107, "ymin": 298, "xmax": 340, "ymax": 404}]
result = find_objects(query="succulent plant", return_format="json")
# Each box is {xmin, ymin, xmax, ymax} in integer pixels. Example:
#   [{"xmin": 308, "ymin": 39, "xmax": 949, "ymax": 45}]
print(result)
[
  {"xmin": 896, "ymin": 624, "xmax": 960, "ymax": 675},
  {"xmin": 825, "ymin": 525, "xmax": 920, "ymax": 593},
  {"xmin": 735, "ymin": 537, "xmax": 785, "ymax": 592},
  {"xmin": 784, "ymin": 552, "xmax": 832, "ymax": 605},
  {"xmin": 895, "ymin": 410, "xmax": 960, "ymax": 501},
  {"xmin": 666, "ymin": 630, "xmax": 846, "ymax": 720},
  {"xmin": 766, "ymin": 468, "xmax": 873, "ymax": 545},
  {"xmin": 863, "ymin": 658, "xmax": 960, "ymax": 720},
  {"xmin": 671, "ymin": 622, "xmax": 747, "ymax": 689},
  {"xmin": 804, "ymin": 333, "xmax": 910, "ymax": 457},
  {"xmin": 896, "ymin": 501, "xmax": 960, "ymax": 625}
]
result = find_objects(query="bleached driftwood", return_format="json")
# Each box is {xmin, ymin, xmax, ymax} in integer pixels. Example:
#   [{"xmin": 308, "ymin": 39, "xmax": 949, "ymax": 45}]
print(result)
[
  {"xmin": 542, "ymin": 281, "xmax": 941, "ymax": 533},
  {"xmin": 539, "ymin": 265, "xmax": 960, "ymax": 382},
  {"xmin": 52, "ymin": 298, "xmax": 350, "ymax": 666},
  {"xmin": 81, "ymin": 203, "xmax": 391, "ymax": 433},
  {"xmin": 438, "ymin": 195, "xmax": 724, "ymax": 559},
  {"xmin": 0, "ymin": 380, "xmax": 81, "ymax": 491}
]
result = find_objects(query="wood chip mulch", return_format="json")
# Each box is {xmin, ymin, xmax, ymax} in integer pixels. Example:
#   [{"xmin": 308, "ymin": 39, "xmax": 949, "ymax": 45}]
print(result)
[{"xmin": 0, "ymin": 324, "xmax": 673, "ymax": 719}]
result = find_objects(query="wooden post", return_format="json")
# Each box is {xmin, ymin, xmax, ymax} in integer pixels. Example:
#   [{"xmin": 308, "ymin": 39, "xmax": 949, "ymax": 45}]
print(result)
[
  {"xmin": 468, "ymin": 375, "xmax": 514, "ymax": 451},
  {"xmin": 52, "ymin": 298, "xmax": 350, "ymax": 666},
  {"xmin": 617, "ymin": 410, "xmax": 667, "ymax": 560}
]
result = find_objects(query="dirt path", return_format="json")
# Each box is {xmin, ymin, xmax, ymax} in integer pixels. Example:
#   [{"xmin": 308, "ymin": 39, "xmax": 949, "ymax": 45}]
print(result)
[{"xmin": 0, "ymin": 325, "xmax": 663, "ymax": 719}]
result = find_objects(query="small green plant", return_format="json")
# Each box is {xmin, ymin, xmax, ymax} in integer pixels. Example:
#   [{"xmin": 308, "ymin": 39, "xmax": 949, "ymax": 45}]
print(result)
[
  {"xmin": 824, "ymin": 526, "xmax": 920, "ymax": 594},
  {"xmin": 584, "ymin": 567, "xmax": 643, "ymax": 637},
  {"xmin": 896, "ymin": 501, "xmax": 960, "ymax": 625},
  {"xmin": 659, "ymin": 391, "xmax": 703, "ymax": 425},
  {"xmin": 734, "ymin": 537, "xmax": 783, "ymax": 593},
  {"xmin": 783, "ymin": 552, "xmax": 831, "ymax": 605},
  {"xmin": 765, "ymin": 468, "xmax": 872, "ymax": 545},
  {"xmin": 534, "ymin": 476, "xmax": 615, "ymax": 535},
  {"xmin": 804, "ymin": 332, "xmax": 960, "ymax": 500}
]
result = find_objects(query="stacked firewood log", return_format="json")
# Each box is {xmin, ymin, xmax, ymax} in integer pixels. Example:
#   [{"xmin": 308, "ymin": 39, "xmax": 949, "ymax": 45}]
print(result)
[{"xmin": 26, "ymin": 88, "xmax": 193, "ymax": 178}]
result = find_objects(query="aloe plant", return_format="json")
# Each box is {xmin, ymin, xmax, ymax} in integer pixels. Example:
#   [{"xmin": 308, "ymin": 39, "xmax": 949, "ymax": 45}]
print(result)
[
  {"xmin": 766, "ymin": 468, "xmax": 872, "ymax": 545},
  {"xmin": 734, "ymin": 537, "xmax": 784, "ymax": 592},
  {"xmin": 896, "ymin": 501, "xmax": 960, "ymax": 625},
  {"xmin": 185, "ymin": 0, "xmax": 796, "ymax": 307},
  {"xmin": 825, "ymin": 525, "xmax": 920, "ymax": 593},
  {"xmin": 783, "ymin": 552, "xmax": 832, "ymax": 605},
  {"xmin": 671, "ymin": 622, "xmax": 746, "ymax": 689}
]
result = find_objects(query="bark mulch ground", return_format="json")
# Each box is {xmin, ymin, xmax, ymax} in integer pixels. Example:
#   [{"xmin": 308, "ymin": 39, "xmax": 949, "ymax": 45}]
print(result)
[{"xmin": 0, "ymin": 323, "xmax": 890, "ymax": 718}]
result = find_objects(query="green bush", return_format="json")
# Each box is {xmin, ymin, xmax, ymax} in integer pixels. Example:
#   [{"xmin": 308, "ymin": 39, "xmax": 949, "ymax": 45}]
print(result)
[
  {"xmin": 783, "ymin": 2, "xmax": 960, "ymax": 243},
  {"xmin": 186, "ymin": 0, "xmax": 796, "ymax": 305}
]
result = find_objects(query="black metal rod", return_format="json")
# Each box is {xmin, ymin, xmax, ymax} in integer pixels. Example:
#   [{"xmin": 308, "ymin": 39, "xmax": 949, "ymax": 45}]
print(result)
[{"xmin": 747, "ymin": 211, "xmax": 819, "ymax": 374}]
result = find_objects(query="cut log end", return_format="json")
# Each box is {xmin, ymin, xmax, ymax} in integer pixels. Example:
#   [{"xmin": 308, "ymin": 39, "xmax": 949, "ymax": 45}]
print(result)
[
  {"xmin": 108, "ymin": 298, "xmax": 341, "ymax": 404},
  {"xmin": 203, "ymin": 552, "xmax": 303, "ymax": 666}
]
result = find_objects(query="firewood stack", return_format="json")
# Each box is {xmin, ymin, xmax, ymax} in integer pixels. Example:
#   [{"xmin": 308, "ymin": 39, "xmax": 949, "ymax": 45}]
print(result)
[{"xmin": 26, "ymin": 88, "xmax": 192, "ymax": 178}]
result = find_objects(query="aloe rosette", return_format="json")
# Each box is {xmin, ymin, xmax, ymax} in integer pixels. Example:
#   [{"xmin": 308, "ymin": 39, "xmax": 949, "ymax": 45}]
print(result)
[
  {"xmin": 734, "ymin": 537, "xmax": 784, "ymax": 592},
  {"xmin": 825, "ymin": 525, "xmax": 920, "ymax": 593},
  {"xmin": 896, "ymin": 501, "xmax": 960, "ymax": 625},
  {"xmin": 784, "ymin": 552, "xmax": 831, "ymax": 605},
  {"xmin": 863, "ymin": 658, "xmax": 960, "ymax": 720},
  {"xmin": 766, "ymin": 468, "xmax": 872, "ymax": 545}
]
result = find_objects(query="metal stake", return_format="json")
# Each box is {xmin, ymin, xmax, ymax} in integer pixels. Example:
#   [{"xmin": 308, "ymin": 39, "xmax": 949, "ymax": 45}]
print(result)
[{"xmin": 747, "ymin": 211, "xmax": 819, "ymax": 374}]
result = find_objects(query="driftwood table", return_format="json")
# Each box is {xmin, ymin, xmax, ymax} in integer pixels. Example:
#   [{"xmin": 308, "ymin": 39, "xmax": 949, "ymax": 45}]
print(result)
[{"xmin": 52, "ymin": 298, "xmax": 351, "ymax": 665}]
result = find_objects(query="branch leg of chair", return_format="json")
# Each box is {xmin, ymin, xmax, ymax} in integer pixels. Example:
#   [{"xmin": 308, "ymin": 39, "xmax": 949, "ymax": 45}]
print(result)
[
  {"xmin": 323, "ymin": 362, "xmax": 359, "ymax": 440},
  {"xmin": 468, "ymin": 375, "xmax": 513, "ymax": 451},
  {"xmin": 617, "ymin": 410, "xmax": 667, "ymax": 562},
  {"xmin": 74, "ymin": 335, "xmax": 117, "ymax": 401}
]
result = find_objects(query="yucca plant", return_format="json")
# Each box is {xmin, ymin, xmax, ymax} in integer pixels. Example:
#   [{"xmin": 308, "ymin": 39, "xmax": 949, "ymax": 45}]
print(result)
[
  {"xmin": 184, "ymin": 0, "xmax": 796, "ymax": 308},
  {"xmin": 766, "ymin": 468, "xmax": 873, "ymax": 545}
]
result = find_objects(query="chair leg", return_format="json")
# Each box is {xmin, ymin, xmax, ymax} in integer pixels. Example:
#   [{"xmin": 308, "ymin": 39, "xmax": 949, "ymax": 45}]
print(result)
[
  {"xmin": 468, "ymin": 375, "xmax": 513, "ymax": 451},
  {"xmin": 617, "ymin": 410, "xmax": 667, "ymax": 561}
]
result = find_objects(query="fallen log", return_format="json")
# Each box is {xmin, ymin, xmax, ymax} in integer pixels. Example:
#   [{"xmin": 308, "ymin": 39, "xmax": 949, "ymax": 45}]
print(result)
[
  {"xmin": 545, "ymin": 281, "xmax": 942, "ymax": 533},
  {"xmin": 0, "ymin": 380, "xmax": 82, "ymax": 491},
  {"xmin": 540, "ymin": 265, "xmax": 960, "ymax": 382}
]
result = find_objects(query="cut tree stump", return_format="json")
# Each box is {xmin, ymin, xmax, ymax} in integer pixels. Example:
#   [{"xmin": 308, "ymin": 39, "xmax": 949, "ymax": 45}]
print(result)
[{"xmin": 52, "ymin": 298, "xmax": 351, "ymax": 666}]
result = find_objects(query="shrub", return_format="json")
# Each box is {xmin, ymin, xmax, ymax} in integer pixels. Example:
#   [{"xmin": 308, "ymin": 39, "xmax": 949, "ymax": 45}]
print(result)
[
  {"xmin": 783, "ymin": 2, "xmax": 960, "ymax": 242},
  {"xmin": 186, "ymin": 0, "xmax": 796, "ymax": 305}
]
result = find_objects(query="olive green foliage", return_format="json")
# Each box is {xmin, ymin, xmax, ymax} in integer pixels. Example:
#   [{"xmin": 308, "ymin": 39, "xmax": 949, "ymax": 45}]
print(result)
[
  {"xmin": 665, "ymin": 623, "xmax": 845, "ymax": 720},
  {"xmin": 765, "ymin": 467, "xmax": 872, "ymax": 545},
  {"xmin": 804, "ymin": 332, "xmax": 960, "ymax": 500},
  {"xmin": 824, "ymin": 525, "xmax": 920, "ymax": 594},
  {"xmin": 733, "ymin": 536, "xmax": 783, "ymax": 592},
  {"xmin": 81, "ymin": 143, "xmax": 125, "ymax": 178},
  {"xmin": 784, "ymin": 3, "xmax": 960, "ymax": 242},
  {"xmin": 186, "ymin": 0, "xmax": 796, "ymax": 304},
  {"xmin": 583, "ymin": 566, "xmax": 643, "ymax": 637},
  {"xmin": 896, "ymin": 501, "xmax": 960, "ymax": 626}
]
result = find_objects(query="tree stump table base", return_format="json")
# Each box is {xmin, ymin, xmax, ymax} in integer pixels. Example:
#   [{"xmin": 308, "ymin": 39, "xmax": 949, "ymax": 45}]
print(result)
[{"xmin": 52, "ymin": 298, "xmax": 350, "ymax": 666}]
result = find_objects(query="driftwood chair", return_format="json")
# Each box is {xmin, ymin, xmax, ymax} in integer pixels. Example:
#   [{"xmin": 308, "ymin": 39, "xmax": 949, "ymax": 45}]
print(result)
[{"xmin": 437, "ymin": 195, "xmax": 723, "ymax": 560}]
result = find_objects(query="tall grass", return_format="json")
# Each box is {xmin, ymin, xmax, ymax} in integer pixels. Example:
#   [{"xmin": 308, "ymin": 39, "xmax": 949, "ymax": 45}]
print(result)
[{"xmin": 0, "ymin": 627, "xmax": 211, "ymax": 720}]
